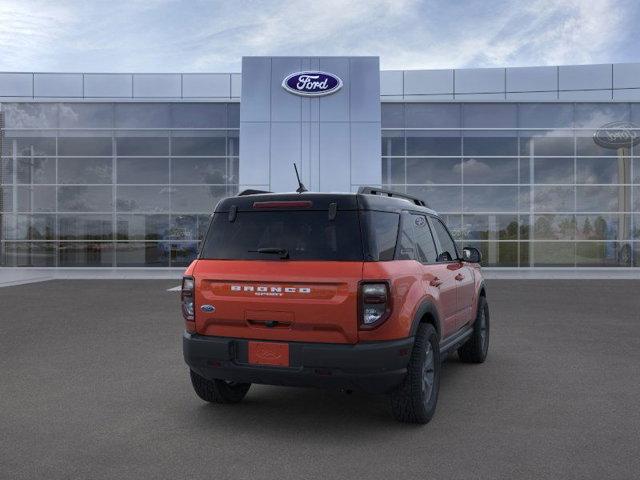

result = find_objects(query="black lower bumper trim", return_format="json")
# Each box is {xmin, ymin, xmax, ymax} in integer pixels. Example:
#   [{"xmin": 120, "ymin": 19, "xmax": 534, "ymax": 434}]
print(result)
[{"xmin": 183, "ymin": 332, "xmax": 414, "ymax": 394}]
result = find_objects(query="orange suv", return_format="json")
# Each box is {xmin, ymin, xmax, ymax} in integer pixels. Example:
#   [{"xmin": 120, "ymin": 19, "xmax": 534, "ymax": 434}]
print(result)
[{"xmin": 182, "ymin": 187, "xmax": 489, "ymax": 424}]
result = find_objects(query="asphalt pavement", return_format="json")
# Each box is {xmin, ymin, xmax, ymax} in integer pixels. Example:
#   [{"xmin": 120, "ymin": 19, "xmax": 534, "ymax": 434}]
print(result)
[{"xmin": 1, "ymin": 279, "xmax": 639, "ymax": 479}]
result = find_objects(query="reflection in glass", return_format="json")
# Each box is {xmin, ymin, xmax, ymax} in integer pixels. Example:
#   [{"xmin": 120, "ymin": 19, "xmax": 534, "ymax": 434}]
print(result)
[
  {"xmin": 574, "ymin": 103, "xmax": 630, "ymax": 128},
  {"xmin": 463, "ymin": 241, "xmax": 518, "ymax": 267},
  {"xmin": 462, "ymin": 158, "xmax": 517, "ymax": 184},
  {"xmin": 13, "ymin": 214, "xmax": 54, "ymax": 240},
  {"xmin": 116, "ymin": 215, "xmax": 170, "ymax": 240},
  {"xmin": 10, "ymin": 137, "xmax": 56, "ymax": 156},
  {"xmin": 463, "ymin": 186, "xmax": 518, "ymax": 213},
  {"xmin": 59, "ymin": 103, "xmax": 113, "ymax": 128},
  {"xmin": 576, "ymin": 186, "xmax": 626, "ymax": 212},
  {"xmin": 116, "ymin": 242, "xmax": 169, "ymax": 267},
  {"xmin": 58, "ymin": 186, "xmax": 113, "ymax": 212},
  {"xmin": 382, "ymin": 158, "xmax": 405, "ymax": 184},
  {"xmin": 170, "ymin": 241, "xmax": 199, "ymax": 267},
  {"xmin": 171, "ymin": 135, "xmax": 226, "ymax": 156},
  {"xmin": 59, "ymin": 242, "xmax": 114, "ymax": 267},
  {"xmin": 461, "ymin": 215, "xmax": 518, "ymax": 240},
  {"xmin": 2, "ymin": 242, "xmax": 56, "ymax": 267},
  {"xmin": 114, "ymin": 104, "xmax": 170, "ymax": 128},
  {"xmin": 576, "ymin": 242, "xmax": 631, "ymax": 267},
  {"xmin": 406, "ymin": 104, "xmax": 460, "ymax": 128},
  {"xmin": 58, "ymin": 158, "xmax": 112, "ymax": 184},
  {"xmin": 575, "ymin": 214, "xmax": 629, "ymax": 241},
  {"xmin": 171, "ymin": 186, "xmax": 227, "ymax": 213},
  {"xmin": 520, "ymin": 134, "xmax": 574, "ymax": 157},
  {"xmin": 16, "ymin": 157, "xmax": 56, "ymax": 184},
  {"xmin": 534, "ymin": 158, "xmax": 574, "ymax": 184},
  {"xmin": 381, "ymin": 103, "xmax": 404, "ymax": 128},
  {"xmin": 381, "ymin": 130, "xmax": 404, "ymax": 156},
  {"xmin": 576, "ymin": 157, "xmax": 627, "ymax": 184},
  {"xmin": 116, "ymin": 186, "xmax": 171, "ymax": 213},
  {"xmin": 406, "ymin": 131, "xmax": 461, "ymax": 156},
  {"xmin": 533, "ymin": 242, "xmax": 575, "ymax": 266},
  {"xmin": 58, "ymin": 214, "xmax": 113, "ymax": 240},
  {"xmin": 116, "ymin": 136, "xmax": 169, "ymax": 156},
  {"xmin": 170, "ymin": 103, "xmax": 227, "ymax": 128},
  {"xmin": 58, "ymin": 137, "xmax": 112, "ymax": 156},
  {"xmin": 406, "ymin": 158, "xmax": 461, "ymax": 184},
  {"xmin": 17, "ymin": 186, "xmax": 56, "ymax": 212},
  {"xmin": 533, "ymin": 215, "xmax": 576, "ymax": 240},
  {"xmin": 518, "ymin": 104, "xmax": 573, "ymax": 129},
  {"xmin": 534, "ymin": 186, "xmax": 574, "ymax": 212},
  {"xmin": 2, "ymin": 103, "xmax": 58, "ymax": 128},
  {"xmin": 463, "ymin": 104, "xmax": 517, "ymax": 128},
  {"xmin": 406, "ymin": 186, "xmax": 461, "ymax": 212},
  {"xmin": 463, "ymin": 136, "xmax": 517, "ymax": 156},
  {"xmin": 117, "ymin": 158, "xmax": 169, "ymax": 184},
  {"xmin": 171, "ymin": 158, "xmax": 227, "ymax": 184}
]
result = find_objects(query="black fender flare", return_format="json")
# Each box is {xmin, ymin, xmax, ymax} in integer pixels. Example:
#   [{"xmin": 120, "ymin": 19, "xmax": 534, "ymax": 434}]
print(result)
[{"xmin": 409, "ymin": 300, "xmax": 442, "ymax": 338}]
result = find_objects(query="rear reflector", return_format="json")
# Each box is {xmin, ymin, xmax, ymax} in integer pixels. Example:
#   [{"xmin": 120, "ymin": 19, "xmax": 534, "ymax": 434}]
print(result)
[{"xmin": 253, "ymin": 201, "xmax": 313, "ymax": 209}]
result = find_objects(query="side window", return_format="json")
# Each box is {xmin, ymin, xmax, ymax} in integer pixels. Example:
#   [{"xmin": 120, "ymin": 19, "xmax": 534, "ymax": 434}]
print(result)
[
  {"xmin": 412, "ymin": 214, "xmax": 437, "ymax": 263},
  {"xmin": 429, "ymin": 217, "xmax": 458, "ymax": 262},
  {"xmin": 396, "ymin": 213, "xmax": 417, "ymax": 260},
  {"xmin": 362, "ymin": 211, "xmax": 400, "ymax": 261}
]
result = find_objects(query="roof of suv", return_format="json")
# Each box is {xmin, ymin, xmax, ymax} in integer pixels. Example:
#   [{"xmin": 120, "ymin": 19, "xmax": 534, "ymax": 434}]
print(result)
[{"xmin": 215, "ymin": 190, "xmax": 438, "ymax": 216}]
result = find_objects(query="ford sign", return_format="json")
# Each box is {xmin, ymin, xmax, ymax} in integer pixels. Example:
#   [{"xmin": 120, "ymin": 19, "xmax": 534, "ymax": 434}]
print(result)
[
  {"xmin": 593, "ymin": 121, "xmax": 640, "ymax": 149},
  {"xmin": 282, "ymin": 71, "xmax": 343, "ymax": 97}
]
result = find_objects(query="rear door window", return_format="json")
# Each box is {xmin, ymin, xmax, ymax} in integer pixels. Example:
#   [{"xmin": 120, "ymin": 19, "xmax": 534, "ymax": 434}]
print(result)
[
  {"xmin": 361, "ymin": 211, "xmax": 400, "ymax": 261},
  {"xmin": 429, "ymin": 217, "xmax": 459, "ymax": 262},
  {"xmin": 201, "ymin": 210, "xmax": 363, "ymax": 261},
  {"xmin": 412, "ymin": 214, "xmax": 438, "ymax": 263}
]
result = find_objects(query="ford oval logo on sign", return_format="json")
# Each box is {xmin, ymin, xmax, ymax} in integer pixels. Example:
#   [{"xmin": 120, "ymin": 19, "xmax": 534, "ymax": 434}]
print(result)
[
  {"xmin": 593, "ymin": 121, "xmax": 640, "ymax": 149},
  {"xmin": 282, "ymin": 71, "xmax": 343, "ymax": 97}
]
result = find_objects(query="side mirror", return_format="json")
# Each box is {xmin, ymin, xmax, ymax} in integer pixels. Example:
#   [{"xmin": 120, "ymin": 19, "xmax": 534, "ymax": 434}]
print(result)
[{"xmin": 462, "ymin": 247, "xmax": 482, "ymax": 264}]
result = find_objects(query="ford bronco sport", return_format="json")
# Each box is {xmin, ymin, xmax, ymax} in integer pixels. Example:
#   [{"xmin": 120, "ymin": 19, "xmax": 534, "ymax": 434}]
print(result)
[{"xmin": 182, "ymin": 187, "xmax": 489, "ymax": 424}]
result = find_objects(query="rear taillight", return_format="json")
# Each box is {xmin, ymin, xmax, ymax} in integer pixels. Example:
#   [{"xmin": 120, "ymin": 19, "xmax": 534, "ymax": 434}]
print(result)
[
  {"xmin": 359, "ymin": 282, "xmax": 392, "ymax": 329},
  {"xmin": 181, "ymin": 276, "xmax": 195, "ymax": 321}
]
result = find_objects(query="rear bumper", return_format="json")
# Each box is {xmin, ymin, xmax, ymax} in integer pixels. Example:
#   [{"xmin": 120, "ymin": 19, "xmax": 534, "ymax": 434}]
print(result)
[{"xmin": 183, "ymin": 332, "xmax": 414, "ymax": 394}]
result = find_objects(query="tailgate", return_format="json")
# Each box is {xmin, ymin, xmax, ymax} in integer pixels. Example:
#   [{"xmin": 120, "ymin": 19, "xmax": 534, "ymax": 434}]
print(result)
[{"xmin": 193, "ymin": 260, "xmax": 363, "ymax": 344}]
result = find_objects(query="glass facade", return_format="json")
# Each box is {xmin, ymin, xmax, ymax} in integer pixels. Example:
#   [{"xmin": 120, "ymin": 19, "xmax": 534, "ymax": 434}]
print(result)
[
  {"xmin": 1, "ymin": 100, "xmax": 639, "ymax": 268},
  {"xmin": 0, "ymin": 102, "xmax": 239, "ymax": 267},
  {"xmin": 383, "ymin": 103, "xmax": 640, "ymax": 268}
]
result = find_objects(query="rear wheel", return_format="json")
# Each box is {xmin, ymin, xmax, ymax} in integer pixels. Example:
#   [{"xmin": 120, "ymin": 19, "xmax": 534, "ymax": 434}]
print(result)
[
  {"xmin": 390, "ymin": 323, "xmax": 441, "ymax": 424},
  {"xmin": 189, "ymin": 370, "xmax": 251, "ymax": 404},
  {"xmin": 458, "ymin": 296, "xmax": 489, "ymax": 363}
]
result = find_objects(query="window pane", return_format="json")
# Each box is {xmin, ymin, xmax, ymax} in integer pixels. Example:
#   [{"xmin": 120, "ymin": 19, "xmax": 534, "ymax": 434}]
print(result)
[
  {"xmin": 10, "ymin": 136, "xmax": 56, "ymax": 156},
  {"xmin": 58, "ymin": 214, "xmax": 113, "ymax": 240},
  {"xmin": 117, "ymin": 214, "xmax": 170, "ymax": 240},
  {"xmin": 381, "ymin": 130, "xmax": 404, "ymax": 156},
  {"xmin": 520, "ymin": 133, "xmax": 574, "ymax": 156},
  {"xmin": 228, "ymin": 104, "xmax": 240, "ymax": 127},
  {"xmin": 59, "ymin": 242, "xmax": 114, "ymax": 267},
  {"xmin": 576, "ymin": 135, "xmax": 623, "ymax": 156},
  {"xmin": 116, "ymin": 242, "xmax": 170, "ymax": 267},
  {"xmin": 462, "ymin": 157, "xmax": 517, "ymax": 184},
  {"xmin": 116, "ymin": 136, "xmax": 168, "ymax": 156},
  {"xmin": 406, "ymin": 131, "xmax": 461, "ymax": 156},
  {"xmin": 576, "ymin": 242, "xmax": 631, "ymax": 267},
  {"xmin": 3, "ymin": 103, "xmax": 58, "ymax": 128},
  {"xmin": 533, "ymin": 158, "xmax": 574, "ymax": 184},
  {"xmin": 227, "ymin": 130, "xmax": 239, "ymax": 157},
  {"xmin": 533, "ymin": 242, "xmax": 575, "ymax": 266},
  {"xmin": 171, "ymin": 158, "xmax": 228, "ymax": 184},
  {"xmin": 518, "ymin": 104, "xmax": 573, "ymax": 129},
  {"xmin": 363, "ymin": 211, "xmax": 399, "ymax": 261},
  {"xmin": 464, "ymin": 136, "xmax": 518, "ymax": 156},
  {"xmin": 58, "ymin": 186, "xmax": 113, "ymax": 212},
  {"xmin": 1, "ymin": 158, "xmax": 12, "ymax": 183},
  {"xmin": 406, "ymin": 104, "xmax": 460, "ymax": 128},
  {"xmin": 171, "ymin": 134, "xmax": 226, "ymax": 156},
  {"xmin": 171, "ymin": 185, "xmax": 226, "ymax": 213},
  {"xmin": 17, "ymin": 185, "xmax": 56, "ymax": 212},
  {"xmin": 171, "ymin": 103, "xmax": 227, "ymax": 128},
  {"xmin": 382, "ymin": 158, "xmax": 405, "ymax": 184},
  {"xmin": 59, "ymin": 103, "xmax": 113, "ymax": 128},
  {"xmin": 2, "ymin": 242, "xmax": 56, "ymax": 267},
  {"xmin": 116, "ymin": 158, "xmax": 169, "ymax": 184},
  {"xmin": 382, "ymin": 103, "xmax": 404, "ymax": 128},
  {"xmin": 464, "ymin": 241, "xmax": 518, "ymax": 267},
  {"xmin": 171, "ymin": 242, "xmax": 199, "ymax": 267},
  {"xmin": 58, "ymin": 158, "xmax": 112, "ymax": 184},
  {"xmin": 16, "ymin": 157, "xmax": 56, "ymax": 184},
  {"xmin": 116, "ymin": 186, "xmax": 170, "ymax": 213},
  {"xmin": 406, "ymin": 185, "xmax": 461, "ymax": 212},
  {"xmin": 169, "ymin": 214, "xmax": 210, "ymax": 241},
  {"xmin": 576, "ymin": 157, "xmax": 627, "ymax": 184},
  {"xmin": 114, "ymin": 104, "xmax": 170, "ymax": 128},
  {"xmin": 574, "ymin": 103, "xmax": 630, "ymax": 128},
  {"xmin": 533, "ymin": 215, "xmax": 576, "ymax": 240},
  {"xmin": 575, "ymin": 214, "xmax": 630, "ymax": 241},
  {"xmin": 15, "ymin": 214, "xmax": 55, "ymax": 240},
  {"xmin": 58, "ymin": 137, "xmax": 113, "ymax": 156},
  {"xmin": 576, "ymin": 186, "xmax": 628, "ymax": 212},
  {"xmin": 406, "ymin": 158, "xmax": 461, "ymax": 184},
  {"xmin": 464, "ymin": 186, "xmax": 518, "ymax": 212},
  {"xmin": 1, "ymin": 186, "xmax": 12, "ymax": 211},
  {"xmin": 534, "ymin": 186, "xmax": 574, "ymax": 212},
  {"xmin": 461, "ymin": 215, "xmax": 518, "ymax": 240},
  {"xmin": 464, "ymin": 104, "xmax": 517, "ymax": 128}
]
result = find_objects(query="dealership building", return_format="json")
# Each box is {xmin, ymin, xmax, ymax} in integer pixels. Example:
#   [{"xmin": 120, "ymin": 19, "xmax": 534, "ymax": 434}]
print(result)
[{"xmin": 1, "ymin": 56, "xmax": 639, "ymax": 271}]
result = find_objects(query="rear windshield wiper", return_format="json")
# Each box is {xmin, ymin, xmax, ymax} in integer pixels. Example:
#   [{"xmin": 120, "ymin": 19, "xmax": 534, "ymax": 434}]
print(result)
[{"xmin": 248, "ymin": 247, "xmax": 290, "ymax": 259}]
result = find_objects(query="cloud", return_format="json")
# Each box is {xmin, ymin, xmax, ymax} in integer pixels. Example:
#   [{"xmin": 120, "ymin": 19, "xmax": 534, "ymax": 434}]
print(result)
[{"xmin": 0, "ymin": 0, "xmax": 636, "ymax": 72}]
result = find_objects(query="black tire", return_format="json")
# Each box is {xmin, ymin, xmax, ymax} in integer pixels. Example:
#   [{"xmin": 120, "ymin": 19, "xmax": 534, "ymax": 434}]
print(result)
[
  {"xmin": 189, "ymin": 370, "xmax": 251, "ymax": 404},
  {"xmin": 390, "ymin": 323, "xmax": 441, "ymax": 424},
  {"xmin": 458, "ymin": 295, "xmax": 489, "ymax": 363}
]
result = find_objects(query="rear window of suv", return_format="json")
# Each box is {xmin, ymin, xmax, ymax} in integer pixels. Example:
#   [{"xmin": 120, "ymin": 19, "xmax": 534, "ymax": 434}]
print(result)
[{"xmin": 200, "ymin": 210, "xmax": 364, "ymax": 261}]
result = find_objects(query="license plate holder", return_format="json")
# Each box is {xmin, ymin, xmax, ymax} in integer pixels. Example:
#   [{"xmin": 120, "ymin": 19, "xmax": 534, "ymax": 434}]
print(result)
[{"xmin": 248, "ymin": 341, "xmax": 290, "ymax": 367}]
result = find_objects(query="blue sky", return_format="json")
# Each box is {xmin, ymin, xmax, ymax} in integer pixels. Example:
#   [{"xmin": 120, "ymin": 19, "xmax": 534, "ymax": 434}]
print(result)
[{"xmin": 1, "ymin": 0, "xmax": 638, "ymax": 72}]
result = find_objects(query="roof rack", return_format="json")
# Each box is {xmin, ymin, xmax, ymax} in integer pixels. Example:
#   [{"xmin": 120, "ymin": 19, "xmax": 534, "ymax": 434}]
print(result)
[
  {"xmin": 237, "ymin": 189, "xmax": 272, "ymax": 196},
  {"xmin": 357, "ymin": 186, "xmax": 428, "ymax": 207}
]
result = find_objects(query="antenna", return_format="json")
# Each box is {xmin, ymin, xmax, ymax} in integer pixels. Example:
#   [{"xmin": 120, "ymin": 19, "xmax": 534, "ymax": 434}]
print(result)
[{"xmin": 293, "ymin": 163, "xmax": 308, "ymax": 193}]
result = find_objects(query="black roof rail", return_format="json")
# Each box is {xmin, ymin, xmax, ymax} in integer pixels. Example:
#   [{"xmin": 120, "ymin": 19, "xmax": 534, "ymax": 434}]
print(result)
[
  {"xmin": 357, "ymin": 186, "xmax": 428, "ymax": 207},
  {"xmin": 237, "ymin": 189, "xmax": 272, "ymax": 196}
]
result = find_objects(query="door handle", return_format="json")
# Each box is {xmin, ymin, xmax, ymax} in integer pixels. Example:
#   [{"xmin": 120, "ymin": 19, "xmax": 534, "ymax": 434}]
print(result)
[
  {"xmin": 429, "ymin": 277, "xmax": 443, "ymax": 287},
  {"xmin": 455, "ymin": 273, "xmax": 465, "ymax": 281}
]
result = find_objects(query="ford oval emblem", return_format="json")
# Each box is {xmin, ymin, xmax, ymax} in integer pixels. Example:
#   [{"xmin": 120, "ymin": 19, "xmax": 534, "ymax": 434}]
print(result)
[
  {"xmin": 282, "ymin": 71, "xmax": 343, "ymax": 97},
  {"xmin": 593, "ymin": 121, "xmax": 640, "ymax": 149},
  {"xmin": 200, "ymin": 304, "xmax": 215, "ymax": 313}
]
